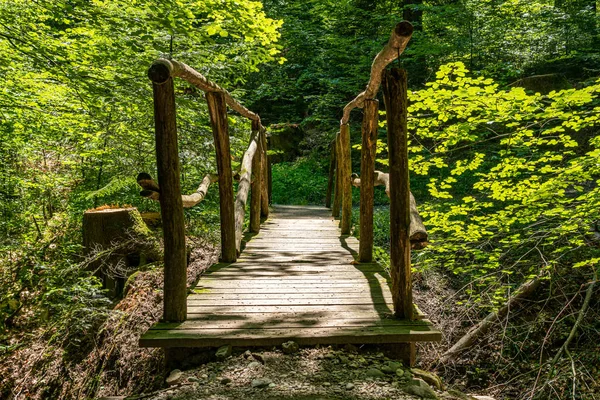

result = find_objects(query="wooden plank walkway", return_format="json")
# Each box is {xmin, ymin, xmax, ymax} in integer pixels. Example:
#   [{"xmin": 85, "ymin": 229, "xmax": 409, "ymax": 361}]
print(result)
[{"xmin": 140, "ymin": 205, "xmax": 441, "ymax": 348}]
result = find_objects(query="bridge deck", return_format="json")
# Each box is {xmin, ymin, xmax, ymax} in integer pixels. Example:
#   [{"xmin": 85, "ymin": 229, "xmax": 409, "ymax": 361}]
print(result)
[{"xmin": 140, "ymin": 205, "xmax": 440, "ymax": 348}]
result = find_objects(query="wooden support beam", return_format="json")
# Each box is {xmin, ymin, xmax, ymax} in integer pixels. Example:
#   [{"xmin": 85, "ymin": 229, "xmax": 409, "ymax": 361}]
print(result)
[
  {"xmin": 206, "ymin": 91, "xmax": 237, "ymax": 263},
  {"xmin": 326, "ymin": 140, "xmax": 335, "ymax": 209},
  {"xmin": 340, "ymin": 124, "xmax": 352, "ymax": 234},
  {"xmin": 332, "ymin": 132, "xmax": 342, "ymax": 218},
  {"xmin": 359, "ymin": 99, "xmax": 379, "ymax": 262},
  {"xmin": 260, "ymin": 129, "xmax": 269, "ymax": 217},
  {"xmin": 234, "ymin": 128, "xmax": 260, "ymax": 253},
  {"xmin": 148, "ymin": 63, "xmax": 187, "ymax": 323},
  {"xmin": 383, "ymin": 68, "xmax": 413, "ymax": 320},
  {"xmin": 250, "ymin": 120, "xmax": 262, "ymax": 234}
]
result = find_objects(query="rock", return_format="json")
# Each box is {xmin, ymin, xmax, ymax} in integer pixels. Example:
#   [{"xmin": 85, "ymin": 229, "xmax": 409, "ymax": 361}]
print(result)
[
  {"xmin": 268, "ymin": 383, "xmax": 276, "ymax": 388},
  {"xmin": 281, "ymin": 341, "xmax": 299, "ymax": 354},
  {"xmin": 396, "ymin": 368, "xmax": 405, "ymax": 378},
  {"xmin": 381, "ymin": 365, "xmax": 396, "ymax": 374},
  {"xmin": 445, "ymin": 389, "xmax": 469, "ymax": 399},
  {"xmin": 201, "ymin": 374, "xmax": 208, "ymax": 379},
  {"xmin": 187, "ymin": 376, "xmax": 199, "ymax": 383},
  {"xmin": 404, "ymin": 378, "xmax": 439, "ymax": 399},
  {"xmin": 252, "ymin": 353, "xmax": 265, "ymax": 364},
  {"xmin": 215, "ymin": 345, "xmax": 232, "ymax": 360},
  {"xmin": 346, "ymin": 383, "xmax": 355, "ymax": 390},
  {"xmin": 344, "ymin": 343, "xmax": 358, "ymax": 353},
  {"xmin": 248, "ymin": 361, "xmax": 262, "ymax": 369},
  {"xmin": 412, "ymin": 368, "xmax": 443, "ymax": 390},
  {"xmin": 388, "ymin": 361, "xmax": 403, "ymax": 372},
  {"xmin": 366, "ymin": 368, "xmax": 386, "ymax": 379},
  {"xmin": 252, "ymin": 378, "xmax": 272, "ymax": 388},
  {"xmin": 166, "ymin": 369, "xmax": 183, "ymax": 386},
  {"xmin": 322, "ymin": 382, "xmax": 331, "ymax": 387},
  {"xmin": 221, "ymin": 377, "xmax": 232, "ymax": 385},
  {"xmin": 392, "ymin": 381, "xmax": 400, "ymax": 388},
  {"xmin": 243, "ymin": 350, "xmax": 252, "ymax": 359}
]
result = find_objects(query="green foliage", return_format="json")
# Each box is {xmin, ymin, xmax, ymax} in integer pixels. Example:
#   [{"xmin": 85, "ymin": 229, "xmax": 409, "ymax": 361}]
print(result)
[
  {"xmin": 378, "ymin": 61, "xmax": 600, "ymax": 308},
  {"xmin": 271, "ymin": 156, "xmax": 329, "ymax": 205}
]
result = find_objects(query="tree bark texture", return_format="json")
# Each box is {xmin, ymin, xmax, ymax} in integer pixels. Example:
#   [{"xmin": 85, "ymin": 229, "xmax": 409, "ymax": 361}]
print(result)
[
  {"xmin": 351, "ymin": 171, "xmax": 428, "ymax": 248},
  {"xmin": 137, "ymin": 172, "xmax": 218, "ymax": 208},
  {"xmin": 332, "ymin": 132, "xmax": 342, "ymax": 218},
  {"xmin": 234, "ymin": 128, "xmax": 260, "ymax": 254},
  {"xmin": 150, "ymin": 72, "xmax": 187, "ymax": 322},
  {"xmin": 340, "ymin": 124, "xmax": 352, "ymax": 235},
  {"xmin": 383, "ymin": 68, "xmax": 413, "ymax": 320},
  {"xmin": 341, "ymin": 22, "xmax": 413, "ymax": 125},
  {"xmin": 359, "ymin": 99, "xmax": 379, "ymax": 262},
  {"xmin": 260, "ymin": 128, "xmax": 269, "ymax": 217},
  {"xmin": 206, "ymin": 91, "xmax": 237, "ymax": 263},
  {"xmin": 250, "ymin": 120, "xmax": 262, "ymax": 234},
  {"xmin": 150, "ymin": 59, "xmax": 262, "ymax": 126},
  {"xmin": 326, "ymin": 140, "xmax": 335, "ymax": 209}
]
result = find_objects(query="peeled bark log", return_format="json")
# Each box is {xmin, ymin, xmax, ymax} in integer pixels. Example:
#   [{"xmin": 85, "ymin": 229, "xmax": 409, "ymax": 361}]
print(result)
[
  {"xmin": 234, "ymin": 129, "xmax": 260, "ymax": 254},
  {"xmin": 359, "ymin": 99, "xmax": 379, "ymax": 262},
  {"xmin": 332, "ymin": 132, "xmax": 342, "ymax": 218},
  {"xmin": 440, "ymin": 275, "xmax": 543, "ymax": 363},
  {"xmin": 260, "ymin": 128, "xmax": 269, "ymax": 217},
  {"xmin": 250, "ymin": 120, "xmax": 262, "ymax": 233},
  {"xmin": 137, "ymin": 172, "xmax": 218, "ymax": 208},
  {"xmin": 326, "ymin": 140, "xmax": 335, "ymax": 209},
  {"xmin": 340, "ymin": 124, "xmax": 352, "ymax": 235},
  {"xmin": 340, "ymin": 21, "xmax": 413, "ymax": 125},
  {"xmin": 149, "ymin": 59, "xmax": 262, "ymax": 126},
  {"xmin": 351, "ymin": 171, "xmax": 428, "ymax": 248}
]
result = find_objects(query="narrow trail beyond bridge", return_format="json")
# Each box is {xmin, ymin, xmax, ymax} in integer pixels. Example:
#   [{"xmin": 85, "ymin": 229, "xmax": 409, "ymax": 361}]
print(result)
[{"xmin": 140, "ymin": 205, "xmax": 440, "ymax": 349}]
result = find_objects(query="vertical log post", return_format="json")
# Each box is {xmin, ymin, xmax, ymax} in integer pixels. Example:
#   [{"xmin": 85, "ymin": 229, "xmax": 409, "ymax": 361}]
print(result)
[
  {"xmin": 250, "ymin": 120, "xmax": 262, "ymax": 233},
  {"xmin": 260, "ymin": 128, "xmax": 269, "ymax": 217},
  {"xmin": 325, "ymin": 139, "xmax": 335, "ymax": 209},
  {"xmin": 267, "ymin": 135, "xmax": 273, "ymax": 205},
  {"xmin": 206, "ymin": 91, "xmax": 237, "ymax": 263},
  {"xmin": 359, "ymin": 99, "xmax": 379, "ymax": 262},
  {"xmin": 384, "ymin": 68, "xmax": 413, "ymax": 320},
  {"xmin": 332, "ymin": 132, "xmax": 342, "ymax": 218},
  {"xmin": 148, "ymin": 63, "xmax": 187, "ymax": 322},
  {"xmin": 340, "ymin": 124, "xmax": 352, "ymax": 234}
]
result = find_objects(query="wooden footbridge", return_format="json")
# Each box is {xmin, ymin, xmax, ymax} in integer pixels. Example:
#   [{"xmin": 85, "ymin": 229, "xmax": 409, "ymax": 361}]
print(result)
[{"xmin": 138, "ymin": 21, "xmax": 440, "ymax": 365}]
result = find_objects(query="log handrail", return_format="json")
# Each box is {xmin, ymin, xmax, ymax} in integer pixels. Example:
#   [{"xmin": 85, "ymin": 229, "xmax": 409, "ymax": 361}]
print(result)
[{"xmin": 146, "ymin": 58, "xmax": 270, "ymax": 321}]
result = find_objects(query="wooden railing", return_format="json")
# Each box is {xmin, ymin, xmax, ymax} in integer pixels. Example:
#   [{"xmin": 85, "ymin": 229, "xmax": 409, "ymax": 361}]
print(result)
[
  {"xmin": 327, "ymin": 21, "xmax": 429, "ymax": 320},
  {"xmin": 143, "ymin": 58, "xmax": 270, "ymax": 323}
]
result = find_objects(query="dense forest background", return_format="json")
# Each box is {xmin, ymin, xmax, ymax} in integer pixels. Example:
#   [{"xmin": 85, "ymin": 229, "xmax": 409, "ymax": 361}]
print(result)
[{"xmin": 0, "ymin": 0, "xmax": 599, "ymax": 399}]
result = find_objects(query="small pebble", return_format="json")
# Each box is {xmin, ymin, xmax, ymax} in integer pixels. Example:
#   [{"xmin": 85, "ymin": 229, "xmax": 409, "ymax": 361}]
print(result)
[
  {"xmin": 346, "ymin": 383, "xmax": 355, "ymax": 390},
  {"xmin": 221, "ymin": 377, "xmax": 232, "ymax": 385}
]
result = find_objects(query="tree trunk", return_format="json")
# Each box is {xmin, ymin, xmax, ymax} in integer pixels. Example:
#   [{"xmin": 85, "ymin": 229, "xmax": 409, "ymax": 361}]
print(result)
[
  {"xmin": 83, "ymin": 207, "xmax": 157, "ymax": 298},
  {"xmin": 260, "ymin": 128, "xmax": 269, "ymax": 217},
  {"xmin": 326, "ymin": 140, "xmax": 336, "ymax": 209},
  {"xmin": 207, "ymin": 91, "xmax": 237, "ymax": 263},
  {"xmin": 351, "ymin": 171, "xmax": 428, "ymax": 248},
  {"xmin": 148, "ymin": 66, "xmax": 188, "ymax": 323},
  {"xmin": 383, "ymin": 68, "xmax": 413, "ymax": 320},
  {"xmin": 340, "ymin": 124, "xmax": 352, "ymax": 234},
  {"xmin": 359, "ymin": 99, "xmax": 379, "ymax": 262}
]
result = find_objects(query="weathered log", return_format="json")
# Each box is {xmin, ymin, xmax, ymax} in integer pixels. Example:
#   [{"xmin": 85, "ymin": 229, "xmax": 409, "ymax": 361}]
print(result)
[
  {"xmin": 340, "ymin": 124, "xmax": 352, "ymax": 234},
  {"xmin": 325, "ymin": 139, "xmax": 335, "ymax": 209},
  {"xmin": 359, "ymin": 99, "xmax": 379, "ymax": 262},
  {"xmin": 384, "ymin": 68, "xmax": 413, "ymax": 320},
  {"xmin": 440, "ymin": 275, "xmax": 543, "ymax": 363},
  {"xmin": 351, "ymin": 171, "xmax": 428, "ymax": 248},
  {"xmin": 234, "ymin": 128, "xmax": 260, "ymax": 254},
  {"xmin": 260, "ymin": 128, "xmax": 269, "ymax": 217},
  {"xmin": 149, "ymin": 59, "xmax": 262, "ymax": 126},
  {"xmin": 137, "ymin": 172, "xmax": 218, "ymax": 208},
  {"xmin": 207, "ymin": 91, "xmax": 236, "ymax": 263},
  {"xmin": 332, "ymin": 132, "xmax": 342, "ymax": 218},
  {"xmin": 340, "ymin": 21, "xmax": 413, "ymax": 125},
  {"xmin": 250, "ymin": 120, "xmax": 262, "ymax": 234},
  {"xmin": 149, "ymin": 70, "xmax": 187, "ymax": 322}
]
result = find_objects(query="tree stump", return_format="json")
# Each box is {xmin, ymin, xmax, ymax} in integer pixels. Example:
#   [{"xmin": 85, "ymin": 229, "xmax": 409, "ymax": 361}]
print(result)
[{"xmin": 83, "ymin": 207, "xmax": 160, "ymax": 297}]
